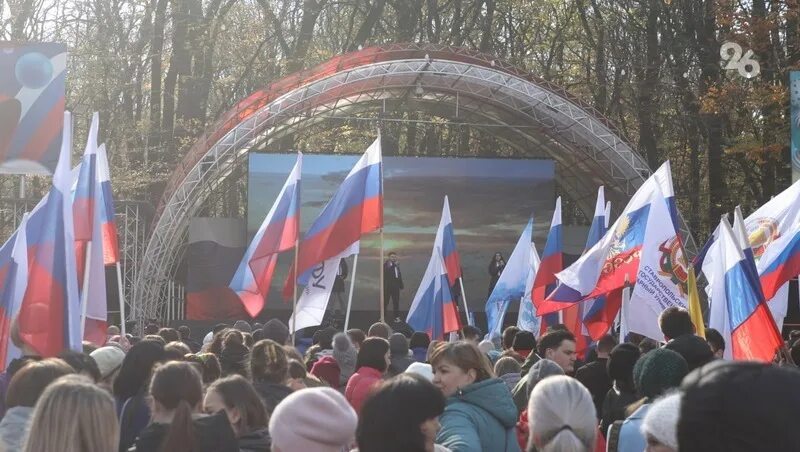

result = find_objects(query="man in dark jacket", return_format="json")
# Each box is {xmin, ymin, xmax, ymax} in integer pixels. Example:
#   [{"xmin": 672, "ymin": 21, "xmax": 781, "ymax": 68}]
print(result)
[
  {"xmin": 383, "ymin": 252, "xmax": 403, "ymax": 320},
  {"xmin": 575, "ymin": 334, "xmax": 615, "ymax": 418},
  {"xmin": 659, "ymin": 306, "xmax": 713, "ymax": 371}
]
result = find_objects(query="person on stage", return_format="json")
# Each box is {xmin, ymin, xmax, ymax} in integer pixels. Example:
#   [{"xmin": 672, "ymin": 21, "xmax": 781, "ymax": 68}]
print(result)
[
  {"xmin": 383, "ymin": 252, "xmax": 404, "ymax": 321},
  {"xmin": 488, "ymin": 252, "xmax": 506, "ymax": 296},
  {"xmin": 331, "ymin": 258, "xmax": 349, "ymax": 314}
]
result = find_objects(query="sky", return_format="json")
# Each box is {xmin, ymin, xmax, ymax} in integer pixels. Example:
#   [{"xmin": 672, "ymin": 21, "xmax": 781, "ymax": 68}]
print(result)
[{"xmin": 247, "ymin": 153, "xmax": 554, "ymax": 312}]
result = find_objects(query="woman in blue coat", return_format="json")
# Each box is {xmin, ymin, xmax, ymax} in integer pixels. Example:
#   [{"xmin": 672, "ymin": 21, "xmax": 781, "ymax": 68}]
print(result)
[{"xmin": 430, "ymin": 341, "xmax": 521, "ymax": 452}]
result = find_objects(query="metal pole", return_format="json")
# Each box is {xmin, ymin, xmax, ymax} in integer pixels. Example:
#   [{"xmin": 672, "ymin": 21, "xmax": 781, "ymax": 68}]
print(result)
[
  {"xmin": 292, "ymin": 239, "xmax": 299, "ymax": 346},
  {"xmin": 344, "ymin": 254, "xmax": 359, "ymax": 331},
  {"xmin": 80, "ymin": 242, "xmax": 93, "ymax": 341},
  {"xmin": 458, "ymin": 277, "xmax": 472, "ymax": 326},
  {"xmin": 116, "ymin": 261, "xmax": 127, "ymax": 336},
  {"xmin": 379, "ymin": 228, "xmax": 385, "ymax": 323}
]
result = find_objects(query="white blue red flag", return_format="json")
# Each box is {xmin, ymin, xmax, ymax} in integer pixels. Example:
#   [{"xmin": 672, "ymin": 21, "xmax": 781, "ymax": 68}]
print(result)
[
  {"xmin": 545, "ymin": 162, "xmax": 675, "ymax": 307},
  {"xmin": 701, "ymin": 180, "xmax": 800, "ymax": 331},
  {"xmin": 231, "ymin": 152, "xmax": 301, "ymax": 317},
  {"xmin": 72, "ymin": 114, "xmax": 108, "ymax": 345},
  {"xmin": 437, "ymin": 196, "xmax": 462, "ymax": 286},
  {"xmin": 485, "ymin": 217, "xmax": 534, "ymax": 340},
  {"xmin": 0, "ymin": 213, "xmax": 29, "ymax": 366},
  {"xmin": 407, "ymin": 246, "xmax": 460, "ymax": 340},
  {"xmin": 284, "ymin": 138, "xmax": 382, "ymax": 298},
  {"xmin": 96, "ymin": 142, "xmax": 120, "ymax": 265},
  {"xmin": 708, "ymin": 218, "xmax": 782, "ymax": 362},
  {"xmin": 532, "ymin": 198, "xmax": 563, "ymax": 333},
  {"xmin": 17, "ymin": 111, "xmax": 81, "ymax": 356}
]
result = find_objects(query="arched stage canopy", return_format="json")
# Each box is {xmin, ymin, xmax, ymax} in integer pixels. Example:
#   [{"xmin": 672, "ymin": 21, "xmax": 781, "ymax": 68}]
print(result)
[{"xmin": 132, "ymin": 43, "xmax": 696, "ymax": 323}]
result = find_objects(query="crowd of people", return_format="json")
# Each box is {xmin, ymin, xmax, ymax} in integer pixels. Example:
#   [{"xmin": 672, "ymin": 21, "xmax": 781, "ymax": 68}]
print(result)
[{"xmin": 1, "ymin": 306, "xmax": 800, "ymax": 451}]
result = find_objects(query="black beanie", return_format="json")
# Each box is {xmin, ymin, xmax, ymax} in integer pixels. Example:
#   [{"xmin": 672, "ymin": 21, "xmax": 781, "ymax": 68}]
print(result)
[
  {"xmin": 679, "ymin": 360, "xmax": 800, "ymax": 452},
  {"xmin": 512, "ymin": 331, "xmax": 536, "ymax": 352},
  {"xmin": 607, "ymin": 343, "xmax": 641, "ymax": 382}
]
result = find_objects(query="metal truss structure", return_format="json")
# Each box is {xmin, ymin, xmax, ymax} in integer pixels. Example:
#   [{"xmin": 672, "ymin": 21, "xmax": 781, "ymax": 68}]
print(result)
[{"xmin": 134, "ymin": 43, "xmax": 697, "ymax": 324}]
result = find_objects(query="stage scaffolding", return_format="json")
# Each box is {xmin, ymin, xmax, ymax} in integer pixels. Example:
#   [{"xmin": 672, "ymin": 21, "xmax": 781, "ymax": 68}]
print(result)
[{"xmin": 124, "ymin": 43, "xmax": 698, "ymax": 326}]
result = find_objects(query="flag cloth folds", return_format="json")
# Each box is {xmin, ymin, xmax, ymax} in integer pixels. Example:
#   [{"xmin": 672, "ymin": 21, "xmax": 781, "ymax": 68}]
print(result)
[
  {"xmin": 72, "ymin": 115, "xmax": 108, "ymax": 345},
  {"xmin": 231, "ymin": 153, "xmax": 302, "ymax": 317},
  {"xmin": 96, "ymin": 143, "xmax": 120, "ymax": 265},
  {"xmin": 700, "ymin": 180, "xmax": 800, "ymax": 330},
  {"xmin": 407, "ymin": 247, "xmax": 460, "ymax": 340},
  {"xmin": 709, "ymin": 218, "xmax": 782, "ymax": 362},
  {"xmin": 485, "ymin": 217, "xmax": 534, "ymax": 340},
  {"xmin": 532, "ymin": 198, "xmax": 563, "ymax": 312},
  {"xmin": 626, "ymin": 182, "xmax": 688, "ymax": 340},
  {"xmin": 284, "ymin": 138, "xmax": 382, "ymax": 298},
  {"xmin": 517, "ymin": 240, "xmax": 541, "ymax": 335},
  {"xmin": 687, "ymin": 267, "xmax": 705, "ymax": 339},
  {"xmin": 289, "ymin": 242, "xmax": 359, "ymax": 333},
  {"xmin": 0, "ymin": 213, "xmax": 29, "ymax": 366},
  {"xmin": 545, "ymin": 162, "xmax": 676, "ymax": 310},
  {"xmin": 17, "ymin": 111, "xmax": 81, "ymax": 357},
  {"xmin": 438, "ymin": 196, "xmax": 462, "ymax": 287}
]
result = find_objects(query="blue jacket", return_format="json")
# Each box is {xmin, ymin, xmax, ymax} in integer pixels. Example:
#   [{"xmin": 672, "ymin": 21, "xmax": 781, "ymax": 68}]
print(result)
[
  {"xmin": 613, "ymin": 403, "xmax": 650, "ymax": 452},
  {"xmin": 436, "ymin": 378, "xmax": 521, "ymax": 452}
]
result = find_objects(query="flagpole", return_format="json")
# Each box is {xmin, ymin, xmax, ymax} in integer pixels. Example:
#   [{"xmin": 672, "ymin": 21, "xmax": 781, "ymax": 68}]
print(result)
[
  {"xmin": 80, "ymin": 242, "xmax": 93, "ymax": 340},
  {"xmin": 458, "ymin": 277, "xmax": 472, "ymax": 326},
  {"xmin": 292, "ymin": 239, "xmax": 299, "ymax": 346},
  {"xmin": 379, "ymin": 228, "xmax": 385, "ymax": 323},
  {"xmin": 116, "ymin": 262, "xmax": 127, "ymax": 336},
  {"xmin": 344, "ymin": 254, "xmax": 359, "ymax": 331}
]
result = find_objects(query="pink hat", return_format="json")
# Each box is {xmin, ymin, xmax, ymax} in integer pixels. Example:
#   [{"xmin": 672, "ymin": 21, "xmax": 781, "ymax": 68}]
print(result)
[
  {"xmin": 310, "ymin": 356, "xmax": 341, "ymax": 388},
  {"xmin": 269, "ymin": 387, "xmax": 357, "ymax": 452}
]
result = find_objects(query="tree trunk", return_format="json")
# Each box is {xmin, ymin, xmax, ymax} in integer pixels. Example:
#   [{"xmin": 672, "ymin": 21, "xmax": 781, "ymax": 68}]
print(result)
[{"xmin": 349, "ymin": 0, "xmax": 385, "ymax": 51}]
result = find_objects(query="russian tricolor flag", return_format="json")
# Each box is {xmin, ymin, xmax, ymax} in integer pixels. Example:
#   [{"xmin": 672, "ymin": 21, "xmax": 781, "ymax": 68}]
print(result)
[
  {"xmin": 537, "ymin": 188, "xmax": 607, "ymax": 316},
  {"xmin": 709, "ymin": 217, "xmax": 782, "ymax": 362},
  {"xmin": 0, "ymin": 213, "xmax": 29, "ymax": 366},
  {"xmin": 72, "ymin": 113, "xmax": 109, "ymax": 345},
  {"xmin": 532, "ymin": 197, "xmax": 563, "ymax": 314},
  {"xmin": 231, "ymin": 153, "xmax": 301, "ymax": 317},
  {"xmin": 407, "ymin": 247, "xmax": 460, "ymax": 341},
  {"xmin": 438, "ymin": 196, "xmax": 462, "ymax": 287},
  {"xmin": 284, "ymin": 137, "xmax": 382, "ymax": 297},
  {"xmin": 701, "ymin": 180, "xmax": 800, "ymax": 331},
  {"xmin": 96, "ymin": 142, "xmax": 120, "ymax": 265},
  {"xmin": 17, "ymin": 111, "xmax": 81, "ymax": 357},
  {"xmin": 544, "ymin": 163, "xmax": 677, "ymax": 307}
]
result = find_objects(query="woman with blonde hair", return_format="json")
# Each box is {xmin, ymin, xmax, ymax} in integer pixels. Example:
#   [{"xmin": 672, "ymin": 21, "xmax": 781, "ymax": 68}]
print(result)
[
  {"xmin": 430, "ymin": 341, "xmax": 520, "ymax": 452},
  {"xmin": 526, "ymin": 375, "xmax": 597, "ymax": 452},
  {"xmin": 23, "ymin": 374, "xmax": 118, "ymax": 452}
]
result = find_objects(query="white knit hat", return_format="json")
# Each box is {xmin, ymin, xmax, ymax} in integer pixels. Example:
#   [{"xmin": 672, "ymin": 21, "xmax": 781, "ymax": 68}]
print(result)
[
  {"xmin": 269, "ymin": 387, "xmax": 357, "ymax": 452},
  {"xmin": 404, "ymin": 362, "xmax": 434, "ymax": 382},
  {"xmin": 642, "ymin": 392, "xmax": 682, "ymax": 450},
  {"xmin": 90, "ymin": 346, "xmax": 126, "ymax": 379}
]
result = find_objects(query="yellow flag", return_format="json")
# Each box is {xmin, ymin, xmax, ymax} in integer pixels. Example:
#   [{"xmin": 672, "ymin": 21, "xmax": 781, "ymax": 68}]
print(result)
[{"xmin": 687, "ymin": 267, "xmax": 705, "ymax": 339}]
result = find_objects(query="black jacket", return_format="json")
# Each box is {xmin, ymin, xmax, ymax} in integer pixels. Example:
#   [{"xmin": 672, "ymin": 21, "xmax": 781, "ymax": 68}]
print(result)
[
  {"xmin": 575, "ymin": 358, "xmax": 612, "ymax": 418},
  {"xmin": 332, "ymin": 259, "xmax": 348, "ymax": 293},
  {"xmin": 383, "ymin": 260, "xmax": 403, "ymax": 290},
  {"xmin": 130, "ymin": 411, "xmax": 238, "ymax": 452},
  {"xmin": 238, "ymin": 428, "xmax": 271, "ymax": 452}
]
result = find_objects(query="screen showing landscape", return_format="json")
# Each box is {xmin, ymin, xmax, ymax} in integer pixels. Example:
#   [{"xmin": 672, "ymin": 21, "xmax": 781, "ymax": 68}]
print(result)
[{"xmin": 248, "ymin": 153, "xmax": 555, "ymax": 312}]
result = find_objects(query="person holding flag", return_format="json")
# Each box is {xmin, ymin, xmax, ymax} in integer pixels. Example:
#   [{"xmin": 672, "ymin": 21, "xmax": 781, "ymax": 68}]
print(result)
[
  {"xmin": 230, "ymin": 152, "xmax": 301, "ymax": 318},
  {"xmin": 485, "ymin": 217, "xmax": 534, "ymax": 340}
]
